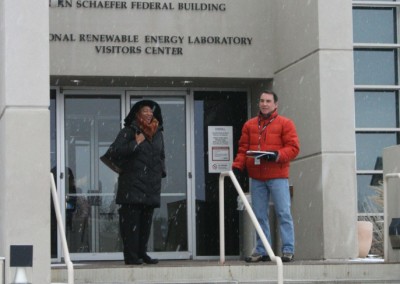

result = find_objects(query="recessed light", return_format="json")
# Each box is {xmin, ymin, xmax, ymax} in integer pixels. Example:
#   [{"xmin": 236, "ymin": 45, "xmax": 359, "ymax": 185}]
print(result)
[{"xmin": 71, "ymin": 79, "xmax": 82, "ymax": 85}]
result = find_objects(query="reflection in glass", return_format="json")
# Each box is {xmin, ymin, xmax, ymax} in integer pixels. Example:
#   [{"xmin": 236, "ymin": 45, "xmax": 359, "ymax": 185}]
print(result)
[
  {"xmin": 357, "ymin": 174, "xmax": 383, "ymax": 214},
  {"xmin": 130, "ymin": 97, "xmax": 188, "ymax": 252},
  {"xmin": 353, "ymin": 3, "xmax": 397, "ymax": 253},
  {"xmin": 153, "ymin": 196, "xmax": 187, "ymax": 252},
  {"xmin": 194, "ymin": 91, "xmax": 248, "ymax": 256},
  {"xmin": 354, "ymin": 49, "xmax": 397, "ymax": 85},
  {"xmin": 356, "ymin": 132, "xmax": 398, "ymax": 170},
  {"xmin": 355, "ymin": 91, "xmax": 398, "ymax": 128},
  {"xmin": 50, "ymin": 90, "xmax": 57, "ymax": 258},
  {"xmin": 353, "ymin": 7, "xmax": 396, "ymax": 44},
  {"xmin": 64, "ymin": 96, "xmax": 121, "ymax": 253}
]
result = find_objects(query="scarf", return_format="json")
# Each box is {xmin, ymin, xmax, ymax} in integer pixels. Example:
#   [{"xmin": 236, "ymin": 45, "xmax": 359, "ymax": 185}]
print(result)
[{"xmin": 137, "ymin": 117, "xmax": 159, "ymax": 141}]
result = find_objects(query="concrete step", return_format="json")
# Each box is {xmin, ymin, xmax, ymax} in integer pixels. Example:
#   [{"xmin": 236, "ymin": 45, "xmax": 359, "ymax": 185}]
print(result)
[
  {"xmin": 62, "ymin": 281, "xmax": 400, "ymax": 284},
  {"xmin": 51, "ymin": 260, "xmax": 400, "ymax": 284},
  {"xmin": 55, "ymin": 281, "xmax": 400, "ymax": 284}
]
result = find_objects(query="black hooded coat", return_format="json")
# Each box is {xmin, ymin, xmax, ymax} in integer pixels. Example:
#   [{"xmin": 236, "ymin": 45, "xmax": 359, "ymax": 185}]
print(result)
[{"xmin": 110, "ymin": 100, "xmax": 166, "ymax": 207}]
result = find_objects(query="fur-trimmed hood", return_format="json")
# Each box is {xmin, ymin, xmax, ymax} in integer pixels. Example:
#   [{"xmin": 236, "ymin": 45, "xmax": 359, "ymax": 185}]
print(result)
[{"xmin": 123, "ymin": 100, "xmax": 163, "ymax": 127}]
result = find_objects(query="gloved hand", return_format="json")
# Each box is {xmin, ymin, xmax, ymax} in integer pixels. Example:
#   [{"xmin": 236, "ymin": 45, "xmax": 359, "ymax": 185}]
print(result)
[{"xmin": 264, "ymin": 151, "xmax": 278, "ymax": 161}]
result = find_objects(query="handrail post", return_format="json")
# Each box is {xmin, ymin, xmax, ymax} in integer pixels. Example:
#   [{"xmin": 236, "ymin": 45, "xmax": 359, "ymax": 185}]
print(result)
[
  {"xmin": 219, "ymin": 175, "xmax": 226, "ymax": 264},
  {"xmin": 50, "ymin": 173, "xmax": 74, "ymax": 284},
  {"xmin": 383, "ymin": 173, "xmax": 400, "ymax": 262},
  {"xmin": 219, "ymin": 171, "xmax": 283, "ymax": 284}
]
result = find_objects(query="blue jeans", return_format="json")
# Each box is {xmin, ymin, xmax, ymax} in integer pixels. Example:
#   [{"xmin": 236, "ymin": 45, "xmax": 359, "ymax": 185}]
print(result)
[{"xmin": 250, "ymin": 178, "xmax": 294, "ymax": 255}]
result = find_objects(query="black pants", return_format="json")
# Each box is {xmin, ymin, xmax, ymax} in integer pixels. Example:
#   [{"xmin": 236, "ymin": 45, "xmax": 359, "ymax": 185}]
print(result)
[{"xmin": 118, "ymin": 204, "xmax": 154, "ymax": 262}]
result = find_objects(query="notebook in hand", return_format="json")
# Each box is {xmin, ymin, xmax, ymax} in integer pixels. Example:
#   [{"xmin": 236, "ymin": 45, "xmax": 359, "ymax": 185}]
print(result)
[{"xmin": 246, "ymin": 150, "xmax": 276, "ymax": 159}]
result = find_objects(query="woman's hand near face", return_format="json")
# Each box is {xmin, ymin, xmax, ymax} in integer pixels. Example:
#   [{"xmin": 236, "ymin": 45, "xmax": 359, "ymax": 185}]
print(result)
[{"xmin": 135, "ymin": 132, "xmax": 145, "ymax": 144}]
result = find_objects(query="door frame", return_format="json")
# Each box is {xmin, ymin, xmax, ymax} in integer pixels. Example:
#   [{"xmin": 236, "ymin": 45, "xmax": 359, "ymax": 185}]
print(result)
[
  {"xmin": 127, "ymin": 90, "xmax": 193, "ymax": 260},
  {"xmin": 55, "ymin": 88, "xmax": 194, "ymax": 261},
  {"xmin": 53, "ymin": 86, "xmax": 249, "ymax": 261},
  {"xmin": 189, "ymin": 88, "xmax": 250, "ymax": 260},
  {"xmin": 56, "ymin": 89, "xmax": 126, "ymax": 261}
]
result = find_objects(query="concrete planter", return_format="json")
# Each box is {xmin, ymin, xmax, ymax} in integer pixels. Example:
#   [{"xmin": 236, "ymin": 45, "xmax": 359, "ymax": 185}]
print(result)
[{"xmin": 358, "ymin": 221, "xmax": 373, "ymax": 258}]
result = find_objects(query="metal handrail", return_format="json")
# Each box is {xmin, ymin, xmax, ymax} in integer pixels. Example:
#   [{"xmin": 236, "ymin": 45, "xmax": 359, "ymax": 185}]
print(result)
[
  {"xmin": 383, "ymin": 173, "xmax": 400, "ymax": 262},
  {"xmin": 50, "ymin": 173, "xmax": 75, "ymax": 284},
  {"xmin": 219, "ymin": 171, "xmax": 283, "ymax": 284}
]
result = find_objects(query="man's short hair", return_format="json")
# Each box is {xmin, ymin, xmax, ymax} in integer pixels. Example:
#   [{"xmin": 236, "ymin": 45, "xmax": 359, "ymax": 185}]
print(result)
[{"xmin": 261, "ymin": 90, "xmax": 278, "ymax": 103}]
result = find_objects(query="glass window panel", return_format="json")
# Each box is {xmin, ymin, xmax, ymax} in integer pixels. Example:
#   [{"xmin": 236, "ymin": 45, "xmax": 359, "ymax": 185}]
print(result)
[
  {"xmin": 354, "ymin": 49, "xmax": 397, "ymax": 85},
  {"xmin": 357, "ymin": 174, "xmax": 383, "ymax": 214},
  {"xmin": 355, "ymin": 91, "xmax": 399, "ymax": 128},
  {"xmin": 129, "ymin": 97, "xmax": 187, "ymax": 195},
  {"xmin": 50, "ymin": 90, "xmax": 57, "ymax": 169},
  {"xmin": 194, "ymin": 91, "xmax": 248, "ymax": 256},
  {"xmin": 64, "ymin": 96, "xmax": 122, "ymax": 253},
  {"xmin": 153, "ymin": 196, "xmax": 187, "ymax": 252},
  {"xmin": 129, "ymin": 96, "xmax": 188, "ymax": 253},
  {"xmin": 50, "ymin": 90, "xmax": 57, "ymax": 259},
  {"xmin": 353, "ymin": 8, "xmax": 396, "ymax": 44},
  {"xmin": 356, "ymin": 132, "xmax": 398, "ymax": 170}
]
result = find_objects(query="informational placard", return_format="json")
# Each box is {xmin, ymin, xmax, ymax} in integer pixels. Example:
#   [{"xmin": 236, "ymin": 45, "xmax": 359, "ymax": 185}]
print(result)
[{"xmin": 208, "ymin": 126, "xmax": 233, "ymax": 173}]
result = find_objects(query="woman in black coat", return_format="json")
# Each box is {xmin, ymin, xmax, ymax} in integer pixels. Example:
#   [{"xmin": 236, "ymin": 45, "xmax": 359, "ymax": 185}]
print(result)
[{"xmin": 110, "ymin": 100, "xmax": 166, "ymax": 265}]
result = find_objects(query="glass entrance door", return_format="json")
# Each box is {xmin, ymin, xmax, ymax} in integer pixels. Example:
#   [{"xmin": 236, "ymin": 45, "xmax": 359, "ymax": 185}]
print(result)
[
  {"xmin": 63, "ymin": 93, "xmax": 123, "ymax": 260},
  {"xmin": 193, "ymin": 91, "xmax": 248, "ymax": 257},
  {"xmin": 56, "ymin": 89, "xmax": 246, "ymax": 260},
  {"xmin": 59, "ymin": 90, "xmax": 190, "ymax": 260},
  {"xmin": 128, "ymin": 92, "xmax": 190, "ymax": 259}
]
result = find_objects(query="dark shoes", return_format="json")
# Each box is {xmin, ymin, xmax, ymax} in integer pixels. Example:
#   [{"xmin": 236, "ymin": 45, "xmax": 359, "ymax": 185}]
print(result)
[
  {"xmin": 124, "ymin": 258, "xmax": 143, "ymax": 265},
  {"xmin": 245, "ymin": 252, "xmax": 294, "ymax": 263},
  {"xmin": 124, "ymin": 254, "xmax": 158, "ymax": 265},
  {"xmin": 142, "ymin": 254, "xmax": 159, "ymax": 264},
  {"xmin": 281, "ymin": 253, "xmax": 294, "ymax": 262},
  {"xmin": 245, "ymin": 253, "xmax": 271, "ymax": 263}
]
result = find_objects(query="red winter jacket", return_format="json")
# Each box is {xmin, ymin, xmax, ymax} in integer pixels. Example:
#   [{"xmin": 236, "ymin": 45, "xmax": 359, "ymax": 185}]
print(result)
[{"xmin": 232, "ymin": 110, "xmax": 300, "ymax": 181}]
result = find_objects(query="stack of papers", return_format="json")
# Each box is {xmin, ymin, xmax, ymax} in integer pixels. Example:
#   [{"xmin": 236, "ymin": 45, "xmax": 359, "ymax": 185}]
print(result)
[{"xmin": 246, "ymin": 150, "xmax": 276, "ymax": 159}]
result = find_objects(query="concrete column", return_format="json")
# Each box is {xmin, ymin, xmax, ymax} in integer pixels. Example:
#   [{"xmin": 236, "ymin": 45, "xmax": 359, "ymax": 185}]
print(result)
[
  {"xmin": 0, "ymin": 1, "xmax": 50, "ymax": 283},
  {"xmin": 272, "ymin": 0, "xmax": 358, "ymax": 259}
]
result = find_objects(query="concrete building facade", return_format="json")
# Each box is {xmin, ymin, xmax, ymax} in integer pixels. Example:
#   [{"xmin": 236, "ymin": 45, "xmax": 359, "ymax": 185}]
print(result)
[{"xmin": 1, "ymin": 0, "xmax": 375, "ymax": 283}]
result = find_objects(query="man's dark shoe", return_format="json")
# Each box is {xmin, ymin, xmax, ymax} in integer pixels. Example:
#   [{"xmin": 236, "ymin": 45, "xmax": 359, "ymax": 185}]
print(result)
[
  {"xmin": 261, "ymin": 255, "xmax": 271, "ymax": 262},
  {"xmin": 142, "ymin": 254, "xmax": 159, "ymax": 264},
  {"xmin": 281, "ymin": 253, "xmax": 294, "ymax": 262},
  {"xmin": 245, "ymin": 253, "xmax": 271, "ymax": 263}
]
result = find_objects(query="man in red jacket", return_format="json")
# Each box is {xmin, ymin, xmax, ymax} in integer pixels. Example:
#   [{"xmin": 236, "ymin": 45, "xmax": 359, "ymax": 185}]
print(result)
[{"xmin": 232, "ymin": 90, "xmax": 300, "ymax": 262}]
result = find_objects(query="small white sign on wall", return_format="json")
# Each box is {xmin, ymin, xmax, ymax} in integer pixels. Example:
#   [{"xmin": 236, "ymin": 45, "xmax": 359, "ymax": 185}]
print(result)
[{"xmin": 208, "ymin": 126, "xmax": 233, "ymax": 173}]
